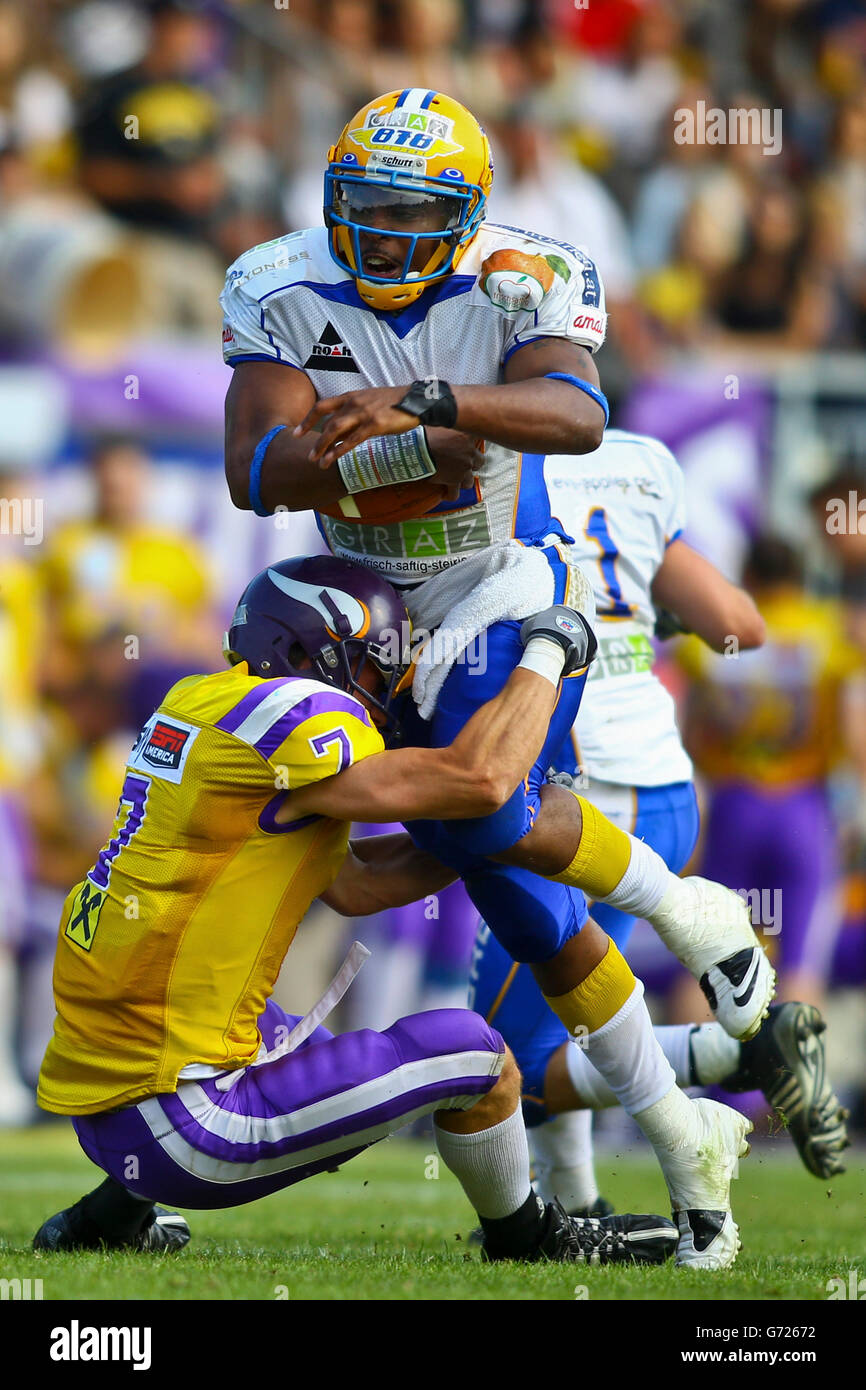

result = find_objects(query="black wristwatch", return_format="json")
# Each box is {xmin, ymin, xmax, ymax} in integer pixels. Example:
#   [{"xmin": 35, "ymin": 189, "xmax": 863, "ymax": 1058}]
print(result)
[{"xmin": 395, "ymin": 378, "xmax": 458, "ymax": 429}]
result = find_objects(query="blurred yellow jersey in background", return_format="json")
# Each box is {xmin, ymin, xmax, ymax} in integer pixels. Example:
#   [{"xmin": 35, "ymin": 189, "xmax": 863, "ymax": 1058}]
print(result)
[
  {"xmin": 38, "ymin": 663, "xmax": 384, "ymax": 1115},
  {"xmin": 40, "ymin": 520, "xmax": 211, "ymax": 646},
  {"xmin": 0, "ymin": 556, "xmax": 44, "ymax": 789},
  {"xmin": 680, "ymin": 589, "xmax": 864, "ymax": 787}
]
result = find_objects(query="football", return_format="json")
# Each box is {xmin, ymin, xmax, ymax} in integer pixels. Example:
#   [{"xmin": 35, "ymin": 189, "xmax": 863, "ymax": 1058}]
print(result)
[{"xmin": 317, "ymin": 479, "xmax": 450, "ymax": 524}]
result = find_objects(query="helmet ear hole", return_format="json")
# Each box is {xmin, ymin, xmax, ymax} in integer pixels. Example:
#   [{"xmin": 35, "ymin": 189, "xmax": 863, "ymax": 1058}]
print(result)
[{"xmin": 287, "ymin": 641, "xmax": 307, "ymax": 669}]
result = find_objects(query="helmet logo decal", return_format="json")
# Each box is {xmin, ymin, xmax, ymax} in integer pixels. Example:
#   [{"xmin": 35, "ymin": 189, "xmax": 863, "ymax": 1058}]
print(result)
[
  {"xmin": 265, "ymin": 570, "xmax": 367, "ymax": 637},
  {"xmin": 348, "ymin": 106, "xmax": 464, "ymax": 161}
]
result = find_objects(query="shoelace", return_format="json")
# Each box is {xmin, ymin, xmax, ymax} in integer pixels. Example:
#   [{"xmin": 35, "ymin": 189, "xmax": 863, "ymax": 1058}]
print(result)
[{"xmin": 552, "ymin": 1205, "xmax": 627, "ymax": 1263}]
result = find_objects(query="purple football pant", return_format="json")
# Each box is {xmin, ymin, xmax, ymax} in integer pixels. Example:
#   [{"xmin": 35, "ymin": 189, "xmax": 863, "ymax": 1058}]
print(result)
[
  {"xmin": 700, "ymin": 781, "xmax": 842, "ymax": 980},
  {"xmin": 72, "ymin": 999, "xmax": 504, "ymax": 1210}
]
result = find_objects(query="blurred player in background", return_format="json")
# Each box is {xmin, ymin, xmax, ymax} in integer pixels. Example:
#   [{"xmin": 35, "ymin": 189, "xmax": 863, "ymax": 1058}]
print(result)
[
  {"xmin": 10, "ymin": 436, "xmax": 221, "ymax": 1095},
  {"xmin": 470, "ymin": 433, "xmax": 849, "ymax": 1225},
  {"xmin": 34, "ymin": 558, "xmax": 677, "ymax": 1267},
  {"xmin": 681, "ymin": 535, "xmax": 866, "ymax": 1007},
  {"xmin": 0, "ymin": 455, "xmax": 43, "ymax": 1124}
]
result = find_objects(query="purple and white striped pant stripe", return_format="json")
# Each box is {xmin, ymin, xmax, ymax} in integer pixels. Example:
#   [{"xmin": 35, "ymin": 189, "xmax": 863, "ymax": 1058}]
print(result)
[{"xmin": 72, "ymin": 999, "xmax": 505, "ymax": 1209}]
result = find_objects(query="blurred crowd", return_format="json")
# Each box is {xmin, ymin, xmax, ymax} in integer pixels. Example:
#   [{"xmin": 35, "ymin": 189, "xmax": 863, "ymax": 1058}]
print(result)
[
  {"xmin": 1, "ymin": 0, "xmax": 866, "ymax": 368},
  {"xmin": 2, "ymin": 0, "xmax": 866, "ymax": 1132}
]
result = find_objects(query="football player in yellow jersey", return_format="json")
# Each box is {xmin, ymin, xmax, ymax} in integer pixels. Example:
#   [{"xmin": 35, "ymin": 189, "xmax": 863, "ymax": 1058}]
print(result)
[
  {"xmin": 682, "ymin": 535, "xmax": 866, "ymax": 1007},
  {"xmin": 34, "ymin": 555, "xmax": 679, "ymax": 1266}
]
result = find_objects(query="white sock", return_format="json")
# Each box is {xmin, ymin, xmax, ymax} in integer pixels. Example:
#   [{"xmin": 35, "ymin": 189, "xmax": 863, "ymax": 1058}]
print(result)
[
  {"xmin": 434, "ymin": 1105, "xmax": 532, "ymax": 1220},
  {"xmin": 580, "ymin": 981, "xmax": 676, "ymax": 1115},
  {"xmin": 565, "ymin": 1041, "xmax": 618, "ymax": 1107},
  {"xmin": 530, "ymin": 1111, "xmax": 599, "ymax": 1211},
  {"xmin": 634, "ymin": 1082, "xmax": 698, "ymax": 1154},
  {"xmin": 653, "ymin": 1026, "xmax": 698, "ymax": 1088},
  {"xmin": 596, "ymin": 835, "xmax": 674, "ymax": 918},
  {"xmin": 688, "ymin": 1023, "xmax": 741, "ymax": 1086},
  {"xmin": 565, "ymin": 1021, "xmax": 738, "ymax": 1105}
]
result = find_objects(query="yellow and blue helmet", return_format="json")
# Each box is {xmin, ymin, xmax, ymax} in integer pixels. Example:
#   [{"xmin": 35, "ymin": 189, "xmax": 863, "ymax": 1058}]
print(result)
[{"xmin": 325, "ymin": 89, "xmax": 493, "ymax": 311}]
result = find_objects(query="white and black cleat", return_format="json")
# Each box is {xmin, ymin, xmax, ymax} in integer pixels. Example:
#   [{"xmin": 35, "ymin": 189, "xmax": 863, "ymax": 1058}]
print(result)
[
  {"xmin": 673, "ymin": 1209, "xmax": 742, "ymax": 1270},
  {"xmin": 655, "ymin": 1097, "xmax": 752, "ymax": 1270},
  {"xmin": 650, "ymin": 877, "xmax": 776, "ymax": 1040},
  {"xmin": 723, "ymin": 1001, "xmax": 850, "ymax": 1179},
  {"xmin": 700, "ymin": 944, "xmax": 776, "ymax": 1043}
]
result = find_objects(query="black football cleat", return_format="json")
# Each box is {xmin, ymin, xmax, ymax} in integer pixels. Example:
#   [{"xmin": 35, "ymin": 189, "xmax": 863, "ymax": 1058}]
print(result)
[
  {"xmin": 722, "ymin": 1001, "xmax": 850, "ymax": 1179},
  {"xmin": 468, "ymin": 1192, "xmax": 615, "ymax": 1248},
  {"xmin": 34, "ymin": 1200, "xmax": 190, "ymax": 1253},
  {"xmin": 483, "ymin": 1199, "xmax": 677, "ymax": 1265}
]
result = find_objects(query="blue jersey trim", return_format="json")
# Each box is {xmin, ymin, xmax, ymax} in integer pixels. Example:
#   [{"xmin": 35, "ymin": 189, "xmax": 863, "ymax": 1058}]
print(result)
[
  {"xmin": 421, "ymin": 90, "xmax": 435, "ymax": 109},
  {"xmin": 395, "ymin": 89, "xmax": 410, "ymax": 106},
  {"xmin": 258, "ymin": 275, "xmax": 476, "ymax": 339},
  {"xmin": 226, "ymin": 354, "xmax": 303, "ymax": 369},
  {"xmin": 665, "ymin": 528, "xmax": 683, "ymax": 548}
]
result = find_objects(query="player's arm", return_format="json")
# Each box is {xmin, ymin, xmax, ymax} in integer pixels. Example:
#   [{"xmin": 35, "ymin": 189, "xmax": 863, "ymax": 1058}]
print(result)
[
  {"xmin": 651, "ymin": 538, "xmax": 766, "ymax": 652},
  {"xmin": 319, "ymin": 833, "xmax": 457, "ymax": 915},
  {"xmin": 297, "ymin": 338, "xmax": 606, "ymax": 469},
  {"xmin": 280, "ymin": 616, "xmax": 588, "ymax": 824},
  {"xmin": 225, "ymin": 361, "xmax": 480, "ymax": 512}
]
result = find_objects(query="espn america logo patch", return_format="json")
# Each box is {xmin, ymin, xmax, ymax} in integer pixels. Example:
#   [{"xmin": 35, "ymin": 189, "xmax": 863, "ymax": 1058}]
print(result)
[
  {"xmin": 129, "ymin": 715, "xmax": 199, "ymax": 783},
  {"xmin": 142, "ymin": 721, "xmax": 189, "ymax": 769}
]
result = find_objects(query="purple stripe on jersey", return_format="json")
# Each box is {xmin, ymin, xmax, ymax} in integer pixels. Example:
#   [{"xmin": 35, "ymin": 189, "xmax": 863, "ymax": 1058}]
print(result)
[
  {"xmin": 71, "ymin": 1009, "xmax": 504, "ymax": 1211},
  {"xmin": 157, "ymin": 1073, "xmax": 495, "ymax": 1164},
  {"xmin": 215, "ymin": 679, "xmax": 295, "ymax": 735},
  {"xmin": 253, "ymin": 691, "xmax": 371, "ymax": 759}
]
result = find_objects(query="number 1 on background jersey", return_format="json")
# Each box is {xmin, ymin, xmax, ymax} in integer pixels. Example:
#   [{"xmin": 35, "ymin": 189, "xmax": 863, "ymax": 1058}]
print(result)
[{"xmin": 584, "ymin": 507, "xmax": 634, "ymax": 618}]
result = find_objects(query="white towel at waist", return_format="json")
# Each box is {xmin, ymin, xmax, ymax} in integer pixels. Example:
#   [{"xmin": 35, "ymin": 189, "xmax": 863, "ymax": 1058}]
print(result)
[{"xmin": 405, "ymin": 539, "xmax": 595, "ymax": 721}]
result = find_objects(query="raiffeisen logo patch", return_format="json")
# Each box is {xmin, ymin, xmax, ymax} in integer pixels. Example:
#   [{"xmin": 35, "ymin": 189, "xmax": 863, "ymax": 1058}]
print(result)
[{"xmin": 348, "ymin": 107, "xmax": 464, "ymax": 160}]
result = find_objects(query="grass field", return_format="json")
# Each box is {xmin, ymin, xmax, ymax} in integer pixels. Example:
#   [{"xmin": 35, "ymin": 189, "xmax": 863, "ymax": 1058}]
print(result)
[{"xmin": 0, "ymin": 1124, "xmax": 862, "ymax": 1302}]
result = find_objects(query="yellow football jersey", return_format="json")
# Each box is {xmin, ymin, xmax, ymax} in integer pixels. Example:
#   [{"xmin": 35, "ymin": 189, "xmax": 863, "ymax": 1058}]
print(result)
[
  {"xmin": 0, "ymin": 556, "xmax": 43, "ymax": 788},
  {"xmin": 38, "ymin": 662, "xmax": 384, "ymax": 1115},
  {"xmin": 40, "ymin": 521, "xmax": 211, "ymax": 645},
  {"xmin": 680, "ymin": 590, "xmax": 863, "ymax": 786}
]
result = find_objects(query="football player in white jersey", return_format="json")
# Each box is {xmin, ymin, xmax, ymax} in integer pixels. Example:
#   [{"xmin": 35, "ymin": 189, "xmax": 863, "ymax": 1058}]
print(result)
[
  {"xmin": 221, "ymin": 89, "xmax": 774, "ymax": 1267},
  {"xmin": 470, "ymin": 430, "xmax": 850, "ymax": 1220}
]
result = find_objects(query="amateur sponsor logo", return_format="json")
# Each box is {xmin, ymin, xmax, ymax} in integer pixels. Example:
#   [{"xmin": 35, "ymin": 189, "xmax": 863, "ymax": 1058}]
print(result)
[
  {"xmin": 573, "ymin": 313, "xmax": 604, "ymax": 334},
  {"xmin": 349, "ymin": 106, "xmax": 464, "ymax": 160},
  {"xmin": 49, "ymin": 1321, "xmax": 152, "ymax": 1371},
  {"xmin": 304, "ymin": 321, "xmax": 359, "ymax": 374},
  {"xmin": 367, "ymin": 152, "xmax": 427, "ymax": 176},
  {"xmin": 129, "ymin": 715, "xmax": 199, "ymax": 784}
]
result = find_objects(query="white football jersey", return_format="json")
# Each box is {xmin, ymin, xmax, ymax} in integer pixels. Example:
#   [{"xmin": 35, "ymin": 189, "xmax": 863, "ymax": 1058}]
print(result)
[
  {"xmin": 545, "ymin": 429, "xmax": 693, "ymax": 787},
  {"xmin": 221, "ymin": 223, "xmax": 606, "ymax": 585}
]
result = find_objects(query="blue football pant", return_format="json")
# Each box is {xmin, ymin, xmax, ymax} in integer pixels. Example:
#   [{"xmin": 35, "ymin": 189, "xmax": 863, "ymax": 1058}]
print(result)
[{"xmin": 466, "ymin": 781, "xmax": 700, "ymax": 1124}]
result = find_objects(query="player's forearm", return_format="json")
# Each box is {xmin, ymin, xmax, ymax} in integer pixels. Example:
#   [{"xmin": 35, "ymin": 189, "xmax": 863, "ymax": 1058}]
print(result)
[
  {"xmin": 226, "ymin": 427, "xmax": 353, "ymax": 513},
  {"xmin": 652, "ymin": 541, "xmax": 766, "ymax": 653},
  {"xmin": 289, "ymin": 666, "xmax": 560, "ymax": 824},
  {"xmin": 451, "ymin": 380, "xmax": 605, "ymax": 455},
  {"xmin": 322, "ymin": 834, "xmax": 456, "ymax": 915}
]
